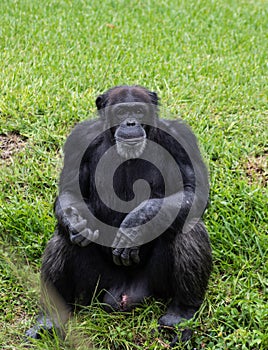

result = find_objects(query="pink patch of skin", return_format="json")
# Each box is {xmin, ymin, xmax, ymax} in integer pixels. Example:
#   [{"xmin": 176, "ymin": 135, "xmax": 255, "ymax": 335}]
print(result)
[{"xmin": 120, "ymin": 294, "xmax": 128, "ymax": 309}]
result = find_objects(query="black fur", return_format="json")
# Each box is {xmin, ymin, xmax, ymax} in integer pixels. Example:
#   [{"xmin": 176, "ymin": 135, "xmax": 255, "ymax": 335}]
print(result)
[{"xmin": 26, "ymin": 86, "xmax": 212, "ymax": 346}]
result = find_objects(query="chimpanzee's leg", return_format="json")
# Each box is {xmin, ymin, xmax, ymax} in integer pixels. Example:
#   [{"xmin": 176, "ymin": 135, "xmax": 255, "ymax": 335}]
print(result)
[
  {"xmin": 26, "ymin": 233, "xmax": 105, "ymax": 339},
  {"xmin": 148, "ymin": 221, "xmax": 212, "ymax": 346}
]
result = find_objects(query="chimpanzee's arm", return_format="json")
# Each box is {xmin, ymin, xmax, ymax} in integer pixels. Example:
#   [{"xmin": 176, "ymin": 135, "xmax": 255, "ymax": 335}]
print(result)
[
  {"xmin": 112, "ymin": 120, "xmax": 209, "ymax": 265},
  {"xmin": 55, "ymin": 119, "xmax": 103, "ymax": 246}
]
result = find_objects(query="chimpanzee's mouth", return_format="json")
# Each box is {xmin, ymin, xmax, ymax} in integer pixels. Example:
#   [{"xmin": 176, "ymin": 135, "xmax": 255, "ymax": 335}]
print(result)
[{"xmin": 115, "ymin": 136, "xmax": 146, "ymax": 145}]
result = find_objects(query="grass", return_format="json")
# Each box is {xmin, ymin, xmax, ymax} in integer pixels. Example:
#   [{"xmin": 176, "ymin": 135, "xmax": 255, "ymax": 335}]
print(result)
[{"xmin": 0, "ymin": 0, "xmax": 267, "ymax": 349}]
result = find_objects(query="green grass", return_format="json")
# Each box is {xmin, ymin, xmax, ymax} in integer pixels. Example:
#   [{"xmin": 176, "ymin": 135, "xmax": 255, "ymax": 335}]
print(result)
[{"xmin": 0, "ymin": 0, "xmax": 267, "ymax": 349}]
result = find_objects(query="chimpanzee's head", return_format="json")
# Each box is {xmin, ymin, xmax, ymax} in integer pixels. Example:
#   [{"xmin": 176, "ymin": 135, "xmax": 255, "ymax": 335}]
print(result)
[{"xmin": 96, "ymin": 85, "xmax": 159, "ymax": 159}]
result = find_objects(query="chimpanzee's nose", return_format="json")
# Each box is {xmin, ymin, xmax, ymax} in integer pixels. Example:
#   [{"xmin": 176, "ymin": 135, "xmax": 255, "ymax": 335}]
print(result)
[{"xmin": 126, "ymin": 119, "xmax": 137, "ymax": 127}]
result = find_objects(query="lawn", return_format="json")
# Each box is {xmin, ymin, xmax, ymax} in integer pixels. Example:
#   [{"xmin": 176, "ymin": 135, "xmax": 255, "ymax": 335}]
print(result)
[{"xmin": 0, "ymin": 0, "xmax": 267, "ymax": 349}]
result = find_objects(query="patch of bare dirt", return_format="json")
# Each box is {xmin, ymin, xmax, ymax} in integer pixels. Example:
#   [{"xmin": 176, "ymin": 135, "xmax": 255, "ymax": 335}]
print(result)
[
  {"xmin": 0, "ymin": 132, "xmax": 27, "ymax": 163},
  {"xmin": 245, "ymin": 153, "xmax": 267, "ymax": 187}
]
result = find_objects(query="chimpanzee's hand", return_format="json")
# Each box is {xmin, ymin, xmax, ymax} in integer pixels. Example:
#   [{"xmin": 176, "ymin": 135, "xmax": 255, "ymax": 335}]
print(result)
[
  {"xmin": 112, "ymin": 227, "xmax": 140, "ymax": 266},
  {"xmin": 111, "ymin": 199, "xmax": 163, "ymax": 266},
  {"xmin": 63, "ymin": 207, "xmax": 99, "ymax": 247}
]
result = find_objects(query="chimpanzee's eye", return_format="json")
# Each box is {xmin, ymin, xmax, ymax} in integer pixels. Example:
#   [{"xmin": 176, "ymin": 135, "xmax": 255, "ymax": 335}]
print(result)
[
  {"xmin": 114, "ymin": 107, "xmax": 128, "ymax": 121},
  {"xmin": 133, "ymin": 107, "xmax": 145, "ymax": 119}
]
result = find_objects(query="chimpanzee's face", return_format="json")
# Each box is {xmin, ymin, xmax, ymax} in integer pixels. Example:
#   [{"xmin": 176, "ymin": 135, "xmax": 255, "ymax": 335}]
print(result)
[
  {"xmin": 112, "ymin": 102, "xmax": 149, "ymax": 159},
  {"xmin": 96, "ymin": 86, "xmax": 158, "ymax": 159}
]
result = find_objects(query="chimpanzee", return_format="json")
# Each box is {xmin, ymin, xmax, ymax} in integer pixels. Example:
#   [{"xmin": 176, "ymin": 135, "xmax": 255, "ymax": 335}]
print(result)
[{"xmin": 26, "ymin": 85, "xmax": 212, "ymax": 346}]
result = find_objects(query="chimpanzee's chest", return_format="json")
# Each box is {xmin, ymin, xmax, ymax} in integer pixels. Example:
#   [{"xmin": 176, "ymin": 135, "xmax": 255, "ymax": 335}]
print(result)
[
  {"xmin": 113, "ymin": 158, "xmax": 166, "ymax": 202},
  {"xmin": 85, "ymin": 157, "xmax": 168, "ymax": 221},
  {"xmin": 84, "ymin": 153, "xmax": 180, "ymax": 228}
]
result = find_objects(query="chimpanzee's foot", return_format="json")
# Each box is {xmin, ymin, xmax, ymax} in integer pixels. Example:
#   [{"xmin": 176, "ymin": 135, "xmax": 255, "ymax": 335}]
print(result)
[
  {"xmin": 157, "ymin": 318, "xmax": 193, "ymax": 347},
  {"xmin": 26, "ymin": 315, "xmax": 60, "ymax": 339},
  {"xmin": 158, "ymin": 312, "xmax": 184, "ymax": 327},
  {"xmin": 159, "ymin": 303, "xmax": 198, "ymax": 327},
  {"xmin": 158, "ymin": 304, "xmax": 198, "ymax": 346}
]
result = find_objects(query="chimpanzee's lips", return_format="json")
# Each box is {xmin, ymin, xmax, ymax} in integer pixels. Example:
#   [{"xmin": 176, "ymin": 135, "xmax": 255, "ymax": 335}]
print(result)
[{"xmin": 115, "ymin": 136, "xmax": 146, "ymax": 145}]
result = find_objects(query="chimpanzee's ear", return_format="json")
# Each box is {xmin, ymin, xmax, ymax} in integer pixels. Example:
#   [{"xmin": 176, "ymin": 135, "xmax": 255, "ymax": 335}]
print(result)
[
  {"xmin": 148, "ymin": 91, "xmax": 159, "ymax": 105},
  {"xmin": 96, "ymin": 94, "xmax": 105, "ymax": 110}
]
